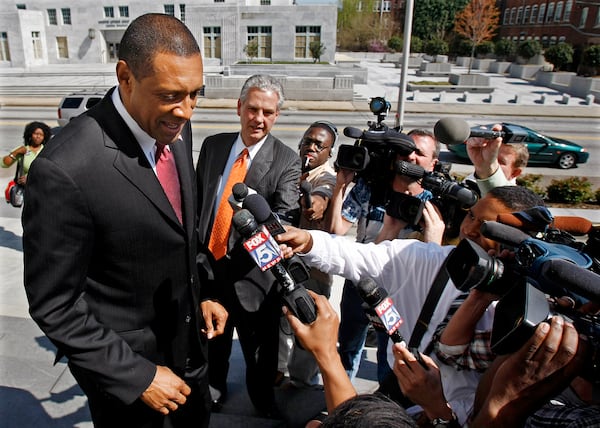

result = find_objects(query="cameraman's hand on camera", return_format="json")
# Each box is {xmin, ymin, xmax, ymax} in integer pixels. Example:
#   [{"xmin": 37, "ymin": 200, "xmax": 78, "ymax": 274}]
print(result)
[
  {"xmin": 303, "ymin": 194, "xmax": 328, "ymax": 222},
  {"xmin": 276, "ymin": 226, "xmax": 314, "ymax": 257},
  {"xmin": 470, "ymin": 315, "xmax": 586, "ymax": 427},
  {"xmin": 467, "ymin": 124, "xmax": 503, "ymax": 180},
  {"xmin": 284, "ymin": 290, "xmax": 357, "ymax": 411},
  {"xmin": 393, "ymin": 342, "xmax": 454, "ymax": 422},
  {"xmin": 375, "ymin": 214, "xmax": 407, "ymax": 244},
  {"xmin": 421, "ymin": 201, "xmax": 445, "ymax": 245}
]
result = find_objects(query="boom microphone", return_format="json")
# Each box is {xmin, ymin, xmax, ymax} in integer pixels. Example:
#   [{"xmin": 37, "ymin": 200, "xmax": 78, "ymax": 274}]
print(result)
[
  {"xmin": 300, "ymin": 180, "xmax": 312, "ymax": 209},
  {"xmin": 343, "ymin": 126, "xmax": 364, "ymax": 139},
  {"xmin": 232, "ymin": 209, "xmax": 317, "ymax": 324},
  {"xmin": 540, "ymin": 258, "xmax": 600, "ymax": 303},
  {"xmin": 243, "ymin": 193, "xmax": 287, "ymax": 236},
  {"xmin": 356, "ymin": 278, "xmax": 405, "ymax": 344},
  {"xmin": 497, "ymin": 212, "xmax": 593, "ymax": 236},
  {"xmin": 434, "ymin": 117, "xmax": 505, "ymax": 146},
  {"xmin": 480, "ymin": 220, "xmax": 532, "ymax": 248}
]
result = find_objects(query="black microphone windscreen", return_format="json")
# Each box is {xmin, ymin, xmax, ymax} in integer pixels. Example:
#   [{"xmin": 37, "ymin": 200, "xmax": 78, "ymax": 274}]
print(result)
[
  {"xmin": 394, "ymin": 160, "xmax": 425, "ymax": 179},
  {"xmin": 343, "ymin": 127, "xmax": 364, "ymax": 139},
  {"xmin": 232, "ymin": 182, "xmax": 249, "ymax": 202},
  {"xmin": 243, "ymin": 193, "xmax": 272, "ymax": 224},
  {"xmin": 300, "ymin": 180, "xmax": 312, "ymax": 209},
  {"xmin": 434, "ymin": 117, "xmax": 471, "ymax": 146},
  {"xmin": 356, "ymin": 278, "xmax": 386, "ymax": 306},
  {"xmin": 232, "ymin": 209, "xmax": 258, "ymax": 237},
  {"xmin": 480, "ymin": 221, "xmax": 532, "ymax": 248},
  {"xmin": 541, "ymin": 259, "xmax": 600, "ymax": 302}
]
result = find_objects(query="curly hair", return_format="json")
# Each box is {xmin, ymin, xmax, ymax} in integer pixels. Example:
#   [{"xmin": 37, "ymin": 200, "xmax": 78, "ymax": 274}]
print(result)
[{"xmin": 23, "ymin": 121, "xmax": 52, "ymax": 146}]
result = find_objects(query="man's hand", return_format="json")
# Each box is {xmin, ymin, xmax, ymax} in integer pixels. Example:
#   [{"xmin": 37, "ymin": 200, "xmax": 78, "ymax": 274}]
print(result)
[
  {"xmin": 200, "ymin": 300, "xmax": 228, "ymax": 339},
  {"xmin": 466, "ymin": 123, "xmax": 503, "ymax": 180},
  {"xmin": 393, "ymin": 343, "xmax": 452, "ymax": 421},
  {"xmin": 140, "ymin": 365, "xmax": 191, "ymax": 415},
  {"xmin": 303, "ymin": 195, "xmax": 328, "ymax": 222},
  {"xmin": 276, "ymin": 226, "xmax": 313, "ymax": 257},
  {"xmin": 335, "ymin": 168, "xmax": 355, "ymax": 188},
  {"xmin": 421, "ymin": 201, "xmax": 445, "ymax": 245}
]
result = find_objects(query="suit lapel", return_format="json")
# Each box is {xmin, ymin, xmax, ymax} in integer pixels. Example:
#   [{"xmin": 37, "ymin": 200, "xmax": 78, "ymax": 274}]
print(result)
[{"xmin": 245, "ymin": 134, "xmax": 274, "ymax": 189}]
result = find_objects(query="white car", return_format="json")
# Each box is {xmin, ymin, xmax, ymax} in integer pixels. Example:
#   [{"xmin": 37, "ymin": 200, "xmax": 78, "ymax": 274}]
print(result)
[{"xmin": 57, "ymin": 91, "xmax": 104, "ymax": 127}]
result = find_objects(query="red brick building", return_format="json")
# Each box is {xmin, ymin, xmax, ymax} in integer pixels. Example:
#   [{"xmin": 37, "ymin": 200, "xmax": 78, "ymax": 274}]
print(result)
[{"xmin": 496, "ymin": 0, "xmax": 600, "ymax": 48}]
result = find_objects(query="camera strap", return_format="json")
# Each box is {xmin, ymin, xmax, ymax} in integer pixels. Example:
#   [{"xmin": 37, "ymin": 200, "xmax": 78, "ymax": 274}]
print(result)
[{"xmin": 408, "ymin": 257, "xmax": 450, "ymax": 350}]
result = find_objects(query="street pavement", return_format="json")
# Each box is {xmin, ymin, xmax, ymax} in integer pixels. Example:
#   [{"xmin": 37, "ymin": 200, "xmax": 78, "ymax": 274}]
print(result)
[{"xmin": 1, "ymin": 56, "xmax": 600, "ymax": 427}]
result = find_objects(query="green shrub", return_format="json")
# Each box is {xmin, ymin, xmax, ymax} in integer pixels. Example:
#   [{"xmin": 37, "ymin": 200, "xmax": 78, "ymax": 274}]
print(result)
[
  {"xmin": 411, "ymin": 36, "xmax": 423, "ymax": 53},
  {"xmin": 495, "ymin": 39, "xmax": 516, "ymax": 61},
  {"xmin": 452, "ymin": 38, "xmax": 473, "ymax": 57},
  {"xmin": 595, "ymin": 187, "xmax": 600, "ymax": 204},
  {"xmin": 546, "ymin": 177, "xmax": 594, "ymax": 204},
  {"xmin": 517, "ymin": 40, "xmax": 542, "ymax": 60},
  {"xmin": 476, "ymin": 41, "xmax": 495, "ymax": 57},
  {"xmin": 424, "ymin": 38, "xmax": 449, "ymax": 56},
  {"xmin": 544, "ymin": 42, "xmax": 574, "ymax": 71},
  {"xmin": 516, "ymin": 174, "xmax": 546, "ymax": 199},
  {"xmin": 582, "ymin": 44, "xmax": 600, "ymax": 67},
  {"xmin": 388, "ymin": 36, "xmax": 403, "ymax": 52}
]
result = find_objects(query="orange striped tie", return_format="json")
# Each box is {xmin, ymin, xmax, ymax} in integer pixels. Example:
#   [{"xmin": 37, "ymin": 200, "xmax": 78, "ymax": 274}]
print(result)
[{"xmin": 208, "ymin": 148, "xmax": 249, "ymax": 259}]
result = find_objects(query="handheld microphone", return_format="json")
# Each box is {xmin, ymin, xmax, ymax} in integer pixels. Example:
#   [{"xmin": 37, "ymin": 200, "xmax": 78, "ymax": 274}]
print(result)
[
  {"xmin": 497, "ymin": 212, "xmax": 593, "ymax": 236},
  {"xmin": 243, "ymin": 193, "xmax": 287, "ymax": 236},
  {"xmin": 232, "ymin": 209, "xmax": 317, "ymax": 324},
  {"xmin": 434, "ymin": 117, "xmax": 505, "ymax": 145},
  {"xmin": 356, "ymin": 278, "xmax": 405, "ymax": 344},
  {"xmin": 300, "ymin": 180, "xmax": 312, "ymax": 209},
  {"xmin": 540, "ymin": 258, "xmax": 600, "ymax": 303},
  {"xmin": 228, "ymin": 182, "xmax": 257, "ymax": 211}
]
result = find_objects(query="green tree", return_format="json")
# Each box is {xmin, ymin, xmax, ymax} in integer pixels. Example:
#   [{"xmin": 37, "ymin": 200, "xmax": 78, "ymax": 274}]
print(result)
[
  {"xmin": 413, "ymin": 0, "xmax": 469, "ymax": 41},
  {"xmin": 544, "ymin": 42, "xmax": 574, "ymax": 71},
  {"xmin": 495, "ymin": 38, "xmax": 517, "ymax": 61},
  {"xmin": 517, "ymin": 39, "xmax": 542, "ymax": 61},
  {"xmin": 243, "ymin": 39, "xmax": 259, "ymax": 63},
  {"xmin": 388, "ymin": 35, "xmax": 403, "ymax": 52},
  {"xmin": 582, "ymin": 44, "xmax": 600, "ymax": 67},
  {"xmin": 424, "ymin": 38, "xmax": 449, "ymax": 56},
  {"xmin": 309, "ymin": 41, "xmax": 326, "ymax": 63},
  {"xmin": 337, "ymin": 0, "xmax": 392, "ymax": 50},
  {"xmin": 476, "ymin": 40, "xmax": 495, "ymax": 57}
]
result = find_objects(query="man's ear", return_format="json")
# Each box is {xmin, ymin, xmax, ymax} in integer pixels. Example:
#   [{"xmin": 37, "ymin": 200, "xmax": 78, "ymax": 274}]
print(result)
[{"xmin": 510, "ymin": 168, "xmax": 522, "ymax": 180}]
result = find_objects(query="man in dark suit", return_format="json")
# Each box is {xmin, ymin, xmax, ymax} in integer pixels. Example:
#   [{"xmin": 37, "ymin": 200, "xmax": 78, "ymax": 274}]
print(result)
[
  {"xmin": 22, "ymin": 14, "xmax": 227, "ymax": 428},
  {"xmin": 196, "ymin": 74, "xmax": 301, "ymax": 416}
]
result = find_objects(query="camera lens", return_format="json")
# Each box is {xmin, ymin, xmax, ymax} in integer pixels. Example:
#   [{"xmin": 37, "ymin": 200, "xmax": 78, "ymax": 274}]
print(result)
[{"xmin": 369, "ymin": 97, "xmax": 389, "ymax": 115}]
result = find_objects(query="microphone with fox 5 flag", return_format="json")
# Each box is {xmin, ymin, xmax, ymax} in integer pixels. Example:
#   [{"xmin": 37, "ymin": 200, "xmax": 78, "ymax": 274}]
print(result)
[
  {"xmin": 232, "ymin": 209, "xmax": 317, "ymax": 324},
  {"xmin": 243, "ymin": 193, "xmax": 287, "ymax": 236},
  {"xmin": 356, "ymin": 277, "xmax": 405, "ymax": 344},
  {"xmin": 228, "ymin": 182, "xmax": 257, "ymax": 212}
]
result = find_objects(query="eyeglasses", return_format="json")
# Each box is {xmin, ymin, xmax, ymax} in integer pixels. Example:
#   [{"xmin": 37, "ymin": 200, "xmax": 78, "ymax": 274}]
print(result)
[{"xmin": 300, "ymin": 138, "xmax": 332, "ymax": 153}]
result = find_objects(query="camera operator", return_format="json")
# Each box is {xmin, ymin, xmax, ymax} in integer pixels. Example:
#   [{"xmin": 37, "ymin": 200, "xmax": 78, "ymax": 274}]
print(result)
[
  {"xmin": 276, "ymin": 186, "xmax": 546, "ymax": 426},
  {"xmin": 324, "ymin": 128, "xmax": 440, "ymax": 385}
]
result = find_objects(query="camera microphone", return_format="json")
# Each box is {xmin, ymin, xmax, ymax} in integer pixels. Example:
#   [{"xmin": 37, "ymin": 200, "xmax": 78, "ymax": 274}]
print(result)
[
  {"xmin": 343, "ymin": 126, "xmax": 364, "ymax": 139},
  {"xmin": 243, "ymin": 193, "xmax": 287, "ymax": 236},
  {"xmin": 540, "ymin": 259, "xmax": 600, "ymax": 303},
  {"xmin": 232, "ymin": 209, "xmax": 317, "ymax": 324},
  {"xmin": 356, "ymin": 278, "xmax": 405, "ymax": 344},
  {"xmin": 480, "ymin": 220, "xmax": 532, "ymax": 248},
  {"xmin": 394, "ymin": 159, "xmax": 425, "ymax": 179},
  {"xmin": 497, "ymin": 212, "xmax": 593, "ymax": 236},
  {"xmin": 434, "ymin": 117, "xmax": 505, "ymax": 146},
  {"xmin": 300, "ymin": 180, "xmax": 312, "ymax": 209}
]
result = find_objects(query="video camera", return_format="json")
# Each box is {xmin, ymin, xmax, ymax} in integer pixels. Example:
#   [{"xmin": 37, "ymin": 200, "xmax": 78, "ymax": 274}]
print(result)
[
  {"xmin": 385, "ymin": 160, "xmax": 478, "ymax": 237},
  {"xmin": 334, "ymin": 97, "xmax": 416, "ymax": 207},
  {"xmin": 445, "ymin": 220, "xmax": 599, "ymax": 382}
]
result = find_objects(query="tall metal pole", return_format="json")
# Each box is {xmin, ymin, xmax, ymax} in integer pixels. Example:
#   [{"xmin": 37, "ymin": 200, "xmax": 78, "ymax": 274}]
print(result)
[{"xmin": 395, "ymin": 0, "xmax": 414, "ymax": 130}]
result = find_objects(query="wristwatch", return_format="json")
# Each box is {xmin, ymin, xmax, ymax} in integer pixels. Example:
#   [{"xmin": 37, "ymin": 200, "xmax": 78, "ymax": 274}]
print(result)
[
  {"xmin": 8, "ymin": 153, "xmax": 17, "ymax": 160},
  {"xmin": 432, "ymin": 411, "xmax": 460, "ymax": 428}
]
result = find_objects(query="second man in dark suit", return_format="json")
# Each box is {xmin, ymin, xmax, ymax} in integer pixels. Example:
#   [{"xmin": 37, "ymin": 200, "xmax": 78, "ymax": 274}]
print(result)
[{"xmin": 196, "ymin": 74, "xmax": 301, "ymax": 416}]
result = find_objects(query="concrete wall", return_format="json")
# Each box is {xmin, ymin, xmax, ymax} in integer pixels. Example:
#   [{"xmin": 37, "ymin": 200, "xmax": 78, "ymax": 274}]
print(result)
[{"xmin": 224, "ymin": 63, "xmax": 368, "ymax": 84}]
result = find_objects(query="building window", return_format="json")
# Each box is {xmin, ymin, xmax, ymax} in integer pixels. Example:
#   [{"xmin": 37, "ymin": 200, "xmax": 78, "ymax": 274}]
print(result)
[
  {"xmin": 531, "ymin": 5, "xmax": 538, "ymax": 23},
  {"xmin": 502, "ymin": 9, "xmax": 509, "ymax": 25},
  {"xmin": 56, "ymin": 36, "xmax": 68, "ymax": 58},
  {"xmin": 523, "ymin": 6, "xmax": 530, "ymax": 23},
  {"xmin": 580, "ymin": 7, "xmax": 588, "ymax": 28},
  {"xmin": 542, "ymin": 35, "xmax": 549, "ymax": 47},
  {"xmin": 260, "ymin": 0, "xmax": 271, "ymax": 4},
  {"xmin": 554, "ymin": 2, "xmax": 563, "ymax": 22},
  {"xmin": 546, "ymin": 3, "xmax": 554, "ymax": 23},
  {"xmin": 559, "ymin": 35, "xmax": 566, "ymax": 42},
  {"xmin": 538, "ymin": 4, "xmax": 546, "ymax": 23},
  {"xmin": 203, "ymin": 26, "xmax": 221, "ymax": 59},
  {"xmin": 16, "ymin": 4, "xmax": 26, "ymax": 9},
  {"xmin": 164, "ymin": 4, "xmax": 175, "ymax": 15},
  {"xmin": 595, "ymin": 8, "xmax": 600, "ymax": 27},
  {"xmin": 61, "ymin": 8, "xmax": 71, "ymax": 25},
  {"xmin": 295, "ymin": 26, "xmax": 321, "ymax": 59},
  {"xmin": 564, "ymin": 0, "xmax": 572, "ymax": 21},
  {"xmin": 0, "ymin": 32, "xmax": 11, "ymax": 61},
  {"xmin": 48, "ymin": 9, "xmax": 57, "ymax": 25},
  {"xmin": 119, "ymin": 6, "xmax": 129, "ymax": 17},
  {"xmin": 214, "ymin": 0, "xmax": 225, "ymax": 3},
  {"xmin": 247, "ymin": 26, "xmax": 272, "ymax": 59},
  {"xmin": 509, "ymin": 7, "xmax": 516, "ymax": 24},
  {"xmin": 104, "ymin": 7, "xmax": 114, "ymax": 18},
  {"xmin": 549, "ymin": 35, "xmax": 557, "ymax": 45},
  {"xmin": 180, "ymin": 4, "xmax": 186, "ymax": 23},
  {"xmin": 32, "ymin": 31, "xmax": 43, "ymax": 59},
  {"xmin": 517, "ymin": 7, "xmax": 523, "ymax": 24}
]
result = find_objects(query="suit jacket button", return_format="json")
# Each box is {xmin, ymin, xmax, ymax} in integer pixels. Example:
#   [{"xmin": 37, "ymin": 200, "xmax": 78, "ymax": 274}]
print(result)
[{"xmin": 185, "ymin": 315, "xmax": 191, "ymax": 323}]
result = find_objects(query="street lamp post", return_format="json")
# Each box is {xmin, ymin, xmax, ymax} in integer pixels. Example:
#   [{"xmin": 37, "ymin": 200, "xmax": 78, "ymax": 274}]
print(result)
[{"xmin": 395, "ymin": 0, "xmax": 414, "ymax": 130}]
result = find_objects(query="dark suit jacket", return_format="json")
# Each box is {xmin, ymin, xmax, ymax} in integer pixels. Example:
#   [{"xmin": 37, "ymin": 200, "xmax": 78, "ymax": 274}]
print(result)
[
  {"xmin": 23, "ymin": 88, "xmax": 208, "ymax": 407},
  {"xmin": 196, "ymin": 132, "xmax": 301, "ymax": 312}
]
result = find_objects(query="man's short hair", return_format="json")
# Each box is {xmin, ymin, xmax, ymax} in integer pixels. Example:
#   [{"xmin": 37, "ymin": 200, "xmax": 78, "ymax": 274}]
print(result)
[
  {"xmin": 407, "ymin": 128, "xmax": 441, "ymax": 159},
  {"xmin": 239, "ymin": 74, "xmax": 285, "ymax": 110},
  {"xmin": 118, "ymin": 13, "xmax": 200, "ymax": 80},
  {"xmin": 488, "ymin": 185, "xmax": 544, "ymax": 212},
  {"xmin": 307, "ymin": 120, "xmax": 338, "ymax": 148},
  {"xmin": 321, "ymin": 393, "xmax": 417, "ymax": 428},
  {"xmin": 502, "ymin": 143, "xmax": 529, "ymax": 169}
]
